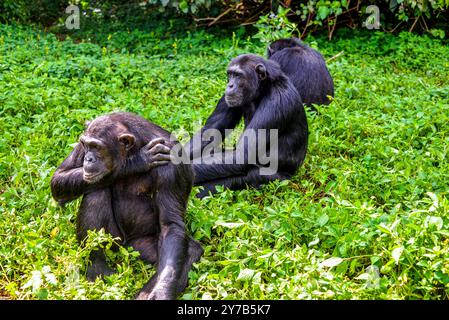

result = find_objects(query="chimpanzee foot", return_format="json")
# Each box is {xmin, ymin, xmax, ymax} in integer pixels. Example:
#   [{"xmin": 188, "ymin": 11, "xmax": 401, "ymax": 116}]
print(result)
[
  {"xmin": 175, "ymin": 238, "xmax": 203, "ymax": 294},
  {"xmin": 135, "ymin": 267, "xmax": 177, "ymax": 300},
  {"xmin": 189, "ymin": 238, "xmax": 204, "ymax": 263},
  {"xmin": 135, "ymin": 288, "xmax": 174, "ymax": 300},
  {"xmin": 86, "ymin": 263, "xmax": 116, "ymax": 282}
]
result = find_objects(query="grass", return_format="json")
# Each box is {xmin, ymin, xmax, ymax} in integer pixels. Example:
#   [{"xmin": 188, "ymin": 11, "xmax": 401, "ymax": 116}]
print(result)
[{"xmin": 0, "ymin": 22, "xmax": 448, "ymax": 300}]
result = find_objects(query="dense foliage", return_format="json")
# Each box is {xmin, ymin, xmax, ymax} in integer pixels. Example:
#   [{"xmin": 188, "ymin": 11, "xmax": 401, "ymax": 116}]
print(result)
[
  {"xmin": 1, "ymin": 0, "xmax": 448, "ymax": 37},
  {"xmin": 0, "ymin": 22, "xmax": 448, "ymax": 299},
  {"xmin": 0, "ymin": 0, "xmax": 68, "ymax": 26}
]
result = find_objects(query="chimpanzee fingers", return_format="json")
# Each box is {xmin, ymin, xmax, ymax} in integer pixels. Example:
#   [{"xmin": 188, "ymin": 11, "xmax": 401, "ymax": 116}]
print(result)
[
  {"xmin": 150, "ymin": 160, "xmax": 169, "ymax": 168},
  {"xmin": 152, "ymin": 153, "xmax": 172, "ymax": 162},
  {"xmin": 149, "ymin": 143, "xmax": 171, "ymax": 155},
  {"xmin": 144, "ymin": 137, "xmax": 166, "ymax": 151}
]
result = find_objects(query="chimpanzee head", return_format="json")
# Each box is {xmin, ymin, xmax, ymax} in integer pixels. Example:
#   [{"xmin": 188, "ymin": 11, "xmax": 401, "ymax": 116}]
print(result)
[
  {"xmin": 79, "ymin": 116, "xmax": 137, "ymax": 183},
  {"xmin": 267, "ymin": 38, "xmax": 302, "ymax": 58},
  {"xmin": 225, "ymin": 54, "xmax": 279, "ymax": 108}
]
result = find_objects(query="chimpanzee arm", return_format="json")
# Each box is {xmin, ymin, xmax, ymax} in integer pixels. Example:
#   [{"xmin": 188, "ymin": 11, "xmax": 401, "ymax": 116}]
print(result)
[
  {"xmin": 191, "ymin": 122, "xmax": 264, "ymax": 184},
  {"xmin": 51, "ymin": 143, "xmax": 92, "ymax": 205},
  {"xmin": 51, "ymin": 143, "xmax": 118, "ymax": 204},
  {"xmin": 185, "ymin": 96, "xmax": 243, "ymax": 160},
  {"xmin": 193, "ymin": 84, "xmax": 303, "ymax": 184},
  {"xmin": 116, "ymin": 137, "xmax": 171, "ymax": 178},
  {"xmin": 51, "ymin": 139, "xmax": 171, "ymax": 205},
  {"xmin": 246, "ymin": 84, "xmax": 302, "ymax": 132}
]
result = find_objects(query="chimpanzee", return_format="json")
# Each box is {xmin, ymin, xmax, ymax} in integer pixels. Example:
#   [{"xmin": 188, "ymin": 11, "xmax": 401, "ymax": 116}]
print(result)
[
  {"xmin": 186, "ymin": 54, "xmax": 308, "ymax": 198},
  {"xmin": 51, "ymin": 112, "xmax": 203, "ymax": 300},
  {"xmin": 267, "ymin": 38, "xmax": 334, "ymax": 108}
]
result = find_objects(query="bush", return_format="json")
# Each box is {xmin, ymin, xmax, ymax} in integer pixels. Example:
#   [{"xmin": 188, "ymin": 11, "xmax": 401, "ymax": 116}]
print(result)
[
  {"xmin": 1, "ymin": 1, "xmax": 447, "ymax": 36},
  {"xmin": 253, "ymin": 7, "xmax": 299, "ymax": 44},
  {"xmin": 0, "ymin": 0, "xmax": 68, "ymax": 25},
  {"xmin": 171, "ymin": 0, "xmax": 449, "ymax": 38},
  {"xmin": 0, "ymin": 0, "xmax": 29, "ymax": 23}
]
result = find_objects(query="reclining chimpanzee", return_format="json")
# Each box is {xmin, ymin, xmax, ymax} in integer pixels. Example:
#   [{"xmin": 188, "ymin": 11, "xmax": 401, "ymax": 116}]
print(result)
[{"xmin": 51, "ymin": 112, "xmax": 203, "ymax": 300}]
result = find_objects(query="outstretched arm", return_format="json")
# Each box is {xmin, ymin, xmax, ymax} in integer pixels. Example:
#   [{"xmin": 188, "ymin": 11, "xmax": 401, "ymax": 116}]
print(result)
[
  {"xmin": 184, "ymin": 96, "xmax": 243, "ymax": 160},
  {"xmin": 193, "ymin": 83, "xmax": 303, "ymax": 184}
]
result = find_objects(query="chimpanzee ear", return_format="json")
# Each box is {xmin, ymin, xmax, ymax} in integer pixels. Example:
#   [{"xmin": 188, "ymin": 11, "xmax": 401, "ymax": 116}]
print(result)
[
  {"xmin": 84, "ymin": 120, "xmax": 91, "ymax": 129},
  {"xmin": 255, "ymin": 63, "xmax": 267, "ymax": 80},
  {"xmin": 118, "ymin": 134, "xmax": 135, "ymax": 151}
]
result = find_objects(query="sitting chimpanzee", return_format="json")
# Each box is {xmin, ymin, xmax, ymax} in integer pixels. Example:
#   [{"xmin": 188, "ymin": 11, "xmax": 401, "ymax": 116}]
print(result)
[
  {"xmin": 186, "ymin": 54, "xmax": 308, "ymax": 198},
  {"xmin": 267, "ymin": 38, "xmax": 334, "ymax": 108},
  {"xmin": 51, "ymin": 112, "xmax": 203, "ymax": 300}
]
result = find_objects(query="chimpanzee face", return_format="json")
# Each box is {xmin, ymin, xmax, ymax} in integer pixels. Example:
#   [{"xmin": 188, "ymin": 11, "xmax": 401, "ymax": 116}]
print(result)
[
  {"xmin": 79, "ymin": 135, "xmax": 113, "ymax": 183},
  {"xmin": 79, "ymin": 130, "xmax": 135, "ymax": 184},
  {"xmin": 225, "ymin": 58, "xmax": 267, "ymax": 108}
]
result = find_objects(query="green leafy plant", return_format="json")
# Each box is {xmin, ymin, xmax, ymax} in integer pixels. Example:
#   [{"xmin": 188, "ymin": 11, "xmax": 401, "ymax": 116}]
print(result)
[
  {"xmin": 253, "ymin": 7, "xmax": 299, "ymax": 44},
  {"xmin": 0, "ymin": 23, "xmax": 448, "ymax": 300},
  {"xmin": 2, "ymin": 1, "xmax": 448, "ymax": 37}
]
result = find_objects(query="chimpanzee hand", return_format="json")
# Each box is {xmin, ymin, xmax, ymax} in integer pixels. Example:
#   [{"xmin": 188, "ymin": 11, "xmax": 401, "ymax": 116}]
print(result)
[{"xmin": 139, "ymin": 137, "xmax": 172, "ymax": 170}]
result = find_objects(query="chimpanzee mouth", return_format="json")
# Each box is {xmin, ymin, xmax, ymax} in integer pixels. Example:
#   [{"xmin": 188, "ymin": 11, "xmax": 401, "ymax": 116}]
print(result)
[
  {"xmin": 83, "ymin": 171, "xmax": 103, "ymax": 182},
  {"xmin": 225, "ymin": 95, "xmax": 241, "ymax": 108}
]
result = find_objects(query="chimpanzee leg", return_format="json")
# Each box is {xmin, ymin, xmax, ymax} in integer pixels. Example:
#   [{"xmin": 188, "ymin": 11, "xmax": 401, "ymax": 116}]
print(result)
[
  {"xmin": 84, "ymin": 251, "xmax": 115, "ymax": 281},
  {"xmin": 77, "ymin": 189, "xmax": 121, "ymax": 281},
  {"xmin": 135, "ymin": 164, "xmax": 202, "ymax": 300},
  {"xmin": 128, "ymin": 235, "xmax": 159, "ymax": 265},
  {"xmin": 135, "ymin": 225, "xmax": 188, "ymax": 300},
  {"xmin": 176, "ymin": 236, "xmax": 203, "ymax": 295},
  {"xmin": 192, "ymin": 152, "xmax": 249, "ymax": 184},
  {"xmin": 193, "ymin": 162, "xmax": 248, "ymax": 184},
  {"xmin": 128, "ymin": 236, "xmax": 159, "ymax": 299},
  {"xmin": 133, "ymin": 235, "xmax": 203, "ymax": 299},
  {"xmin": 197, "ymin": 166, "xmax": 291, "ymax": 198}
]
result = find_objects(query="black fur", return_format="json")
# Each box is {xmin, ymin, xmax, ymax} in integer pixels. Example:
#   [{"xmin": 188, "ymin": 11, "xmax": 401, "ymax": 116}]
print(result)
[
  {"xmin": 268, "ymin": 38, "xmax": 334, "ymax": 108},
  {"xmin": 51, "ymin": 112, "xmax": 203, "ymax": 300},
  {"xmin": 186, "ymin": 54, "xmax": 308, "ymax": 198}
]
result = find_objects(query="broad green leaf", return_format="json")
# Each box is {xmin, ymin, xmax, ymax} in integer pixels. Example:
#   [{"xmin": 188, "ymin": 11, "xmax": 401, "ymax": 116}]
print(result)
[
  {"xmin": 308, "ymin": 237, "xmax": 320, "ymax": 247},
  {"xmin": 317, "ymin": 6, "xmax": 330, "ymax": 20},
  {"xmin": 426, "ymin": 192, "xmax": 439, "ymax": 211},
  {"xmin": 427, "ymin": 216, "xmax": 443, "ymax": 230},
  {"xmin": 215, "ymin": 221, "xmax": 244, "ymax": 228},
  {"xmin": 237, "ymin": 269, "xmax": 256, "ymax": 281},
  {"xmin": 320, "ymin": 257, "xmax": 344, "ymax": 268},
  {"xmin": 317, "ymin": 213, "xmax": 329, "ymax": 227},
  {"xmin": 355, "ymin": 273, "xmax": 370, "ymax": 280},
  {"xmin": 377, "ymin": 224, "xmax": 391, "ymax": 235},
  {"xmin": 179, "ymin": 1, "xmax": 189, "ymax": 13},
  {"xmin": 392, "ymin": 246, "xmax": 404, "ymax": 264}
]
